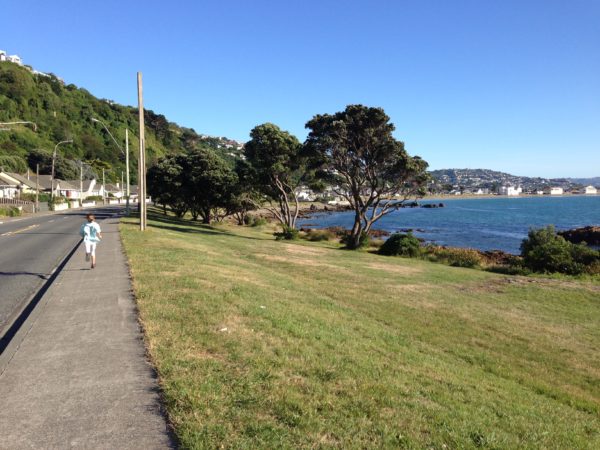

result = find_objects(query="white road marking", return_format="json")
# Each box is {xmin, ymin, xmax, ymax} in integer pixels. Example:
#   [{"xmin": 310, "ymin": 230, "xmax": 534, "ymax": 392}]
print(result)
[
  {"xmin": 0, "ymin": 224, "xmax": 40, "ymax": 237},
  {"xmin": 48, "ymin": 219, "xmax": 55, "ymax": 223}
]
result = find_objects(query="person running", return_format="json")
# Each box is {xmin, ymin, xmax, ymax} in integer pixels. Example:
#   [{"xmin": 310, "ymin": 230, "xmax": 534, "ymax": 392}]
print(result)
[{"xmin": 80, "ymin": 214, "xmax": 102, "ymax": 269}]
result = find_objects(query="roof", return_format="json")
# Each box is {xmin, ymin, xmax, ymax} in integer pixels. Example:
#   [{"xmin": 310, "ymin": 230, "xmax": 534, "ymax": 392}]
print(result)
[
  {"xmin": 65, "ymin": 179, "xmax": 97, "ymax": 191},
  {"xmin": 0, "ymin": 172, "xmax": 19, "ymax": 186},
  {"xmin": 104, "ymin": 183, "xmax": 122, "ymax": 192},
  {"xmin": 58, "ymin": 180, "xmax": 78, "ymax": 190},
  {"xmin": 5, "ymin": 173, "xmax": 56, "ymax": 190},
  {"xmin": 27, "ymin": 174, "xmax": 54, "ymax": 190}
]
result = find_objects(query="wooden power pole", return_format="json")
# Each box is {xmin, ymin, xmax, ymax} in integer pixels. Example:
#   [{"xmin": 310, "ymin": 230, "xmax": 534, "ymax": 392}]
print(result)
[
  {"xmin": 137, "ymin": 72, "xmax": 147, "ymax": 231},
  {"xmin": 35, "ymin": 164, "xmax": 39, "ymax": 213}
]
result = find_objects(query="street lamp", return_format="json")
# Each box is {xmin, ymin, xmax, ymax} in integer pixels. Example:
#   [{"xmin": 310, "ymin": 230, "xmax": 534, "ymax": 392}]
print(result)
[
  {"xmin": 91, "ymin": 117, "xmax": 130, "ymax": 214},
  {"xmin": 0, "ymin": 121, "xmax": 37, "ymax": 132},
  {"xmin": 51, "ymin": 139, "xmax": 73, "ymax": 198}
]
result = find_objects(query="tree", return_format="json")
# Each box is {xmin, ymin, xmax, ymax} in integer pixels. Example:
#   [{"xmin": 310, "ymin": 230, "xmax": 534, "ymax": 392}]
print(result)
[
  {"xmin": 225, "ymin": 160, "xmax": 261, "ymax": 225},
  {"xmin": 305, "ymin": 105, "xmax": 429, "ymax": 249},
  {"xmin": 147, "ymin": 155, "xmax": 187, "ymax": 217},
  {"xmin": 184, "ymin": 148, "xmax": 237, "ymax": 223},
  {"xmin": 244, "ymin": 123, "xmax": 306, "ymax": 230}
]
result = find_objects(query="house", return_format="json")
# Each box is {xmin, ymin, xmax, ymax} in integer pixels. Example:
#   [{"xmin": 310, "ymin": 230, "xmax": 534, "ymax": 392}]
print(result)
[
  {"xmin": 0, "ymin": 172, "xmax": 45, "ymax": 196},
  {"xmin": 0, "ymin": 172, "xmax": 19, "ymax": 198},
  {"xmin": 104, "ymin": 183, "xmax": 124, "ymax": 198},
  {"xmin": 474, "ymin": 188, "xmax": 489, "ymax": 195},
  {"xmin": 7, "ymin": 54, "xmax": 22, "ymax": 65},
  {"xmin": 499, "ymin": 186, "xmax": 522, "ymax": 196},
  {"xmin": 58, "ymin": 180, "xmax": 81, "ymax": 199},
  {"xmin": 550, "ymin": 187, "xmax": 564, "ymax": 195},
  {"xmin": 0, "ymin": 50, "xmax": 6, "ymax": 62},
  {"xmin": 585, "ymin": 185, "xmax": 598, "ymax": 195},
  {"xmin": 295, "ymin": 186, "xmax": 315, "ymax": 202}
]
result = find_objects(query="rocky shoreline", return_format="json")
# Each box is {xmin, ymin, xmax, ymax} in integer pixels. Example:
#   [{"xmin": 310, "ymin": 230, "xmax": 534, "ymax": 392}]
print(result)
[{"xmin": 558, "ymin": 226, "xmax": 600, "ymax": 246}]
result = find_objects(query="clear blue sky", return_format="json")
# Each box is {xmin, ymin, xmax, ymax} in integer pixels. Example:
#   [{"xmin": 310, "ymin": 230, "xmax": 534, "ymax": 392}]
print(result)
[{"xmin": 1, "ymin": 0, "xmax": 598, "ymax": 177}]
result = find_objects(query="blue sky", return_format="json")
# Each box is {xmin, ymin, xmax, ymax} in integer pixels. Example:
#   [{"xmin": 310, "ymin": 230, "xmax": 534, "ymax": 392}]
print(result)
[{"xmin": 1, "ymin": 0, "xmax": 598, "ymax": 177}]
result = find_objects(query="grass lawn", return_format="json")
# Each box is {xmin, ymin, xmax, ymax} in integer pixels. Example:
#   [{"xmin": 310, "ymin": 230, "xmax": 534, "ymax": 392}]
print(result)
[{"xmin": 120, "ymin": 210, "xmax": 600, "ymax": 449}]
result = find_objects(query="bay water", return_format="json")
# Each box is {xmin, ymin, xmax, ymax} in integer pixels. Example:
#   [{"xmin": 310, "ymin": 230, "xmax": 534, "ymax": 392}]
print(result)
[{"xmin": 298, "ymin": 196, "xmax": 600, "ymax": 254}]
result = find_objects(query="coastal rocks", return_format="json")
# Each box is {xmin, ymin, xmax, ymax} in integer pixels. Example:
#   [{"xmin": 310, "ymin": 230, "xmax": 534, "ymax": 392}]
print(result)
[
  {"xmin": 396, "ymin": 202, "xmax": 444, "ymax": 208},
  {"xmin": 558, "ymin": 226, "xmax": 600, "ymax": 246},
  {"xmin": 397, "ymin": 228, "xmax": 426, "ymax": 233}
]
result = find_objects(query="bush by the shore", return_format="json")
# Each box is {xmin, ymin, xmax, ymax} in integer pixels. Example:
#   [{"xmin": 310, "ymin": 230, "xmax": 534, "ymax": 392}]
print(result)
[
  {"xmin": 379, "ymin": 232, "xmax": 421, "ymax": 257},
  {"xmin": 521, "ymin": 225, "xmax": 600, "ymax": 275}
]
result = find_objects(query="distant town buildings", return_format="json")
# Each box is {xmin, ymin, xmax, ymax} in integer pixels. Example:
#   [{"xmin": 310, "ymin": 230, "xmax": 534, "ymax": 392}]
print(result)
[
  {"xmin": 585, "ymin": 185, "xmax": 598, "ymax": 195},
  {"xmin": 550, "ymin": 187, "xmax": 564, "ymax": 195},
  {"xmin": 499, "ymin": 186, "xmax": 522, "ymax": 196}
]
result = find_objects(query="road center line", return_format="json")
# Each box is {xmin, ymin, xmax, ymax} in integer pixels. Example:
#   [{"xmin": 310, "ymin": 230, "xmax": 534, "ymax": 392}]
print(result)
[{"xmin": 0, "ymin": 224, "xmax": 40, "ymax": 237}]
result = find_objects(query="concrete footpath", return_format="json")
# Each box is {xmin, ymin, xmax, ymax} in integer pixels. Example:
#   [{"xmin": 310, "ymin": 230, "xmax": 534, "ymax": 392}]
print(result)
[{"xmin": 0, "ymin": 215, "xmax": 174, "ymax": 449}]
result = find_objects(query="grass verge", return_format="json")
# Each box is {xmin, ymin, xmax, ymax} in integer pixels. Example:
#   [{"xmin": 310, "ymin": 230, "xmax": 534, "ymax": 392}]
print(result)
[{"xmin": 121, "ymin": 210, "xmax": 600, "ymax": 449}]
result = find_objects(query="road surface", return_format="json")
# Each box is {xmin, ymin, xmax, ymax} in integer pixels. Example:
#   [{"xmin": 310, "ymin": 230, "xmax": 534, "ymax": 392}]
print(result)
[{"xmin": 0, "ymin": 206, "xmax": 122, "ymax": 337}]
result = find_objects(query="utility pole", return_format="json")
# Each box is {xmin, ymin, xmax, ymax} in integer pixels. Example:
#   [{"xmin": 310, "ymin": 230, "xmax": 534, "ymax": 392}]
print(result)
[
  {"xmin": 137, "ymin": 72, "xmax": 146, "ymax": 231},
  {"xmin": 121, "ymin": 171, "xmax": 124, "ymax": 205},
  {"xmin": 80, "ymin": 161, "xmax": 83, "ymax": 207},
  {"xmin": 35, "ymin": 164, "xmax": 39, "ymax": 213},
  {"xmin": 125, "ymin": 128, "xmax": 130, "ymax": 215},
  {"xmin": 102, "ymin": 168, "xmax": 106, "ymax": 205}
]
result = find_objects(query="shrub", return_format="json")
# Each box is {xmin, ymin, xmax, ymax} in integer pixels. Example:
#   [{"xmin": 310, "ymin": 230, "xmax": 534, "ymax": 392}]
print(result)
[
  {"xmin": 244, "ymin": 216, "xmax": 268, "ymax": 227},
  {"xmin": 20, "ymin": 192, "xmax": 51, "ymax": 203},
  {"xmin": 303, "ymin": 228, "xmax": 336, "ymax": 241},
  {"xmin": 251, "ymin": 217, "xmax": 268, "ymax": 227},
  {"xmin": 274, "ymin": 225, "xmax": 299, "ymax": 240},
  {"xmin": 47, "ymin": 196, "xmax": 67, "ymax": 210},
  {"xmin": 379, "ymin": 232, "xmax": 421, "ymax": 257},
  {"xmin": 425, "ymin": 246, "xmax": 484, "ymax": 268},
  {"xmin": 520, "ymin": 226, "xmax": 600, "ymax": 275},
  {"xmin": 0, "ymin": 206, "xmax": 22, "ymax": 217},
  {"xmin": 341, "ymin": 231, "xmax": 369, "ymax": 249}
]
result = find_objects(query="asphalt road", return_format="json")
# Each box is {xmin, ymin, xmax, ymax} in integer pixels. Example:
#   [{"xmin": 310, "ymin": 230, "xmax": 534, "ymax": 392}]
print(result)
[{"xmin": 0, "ymin": 206, "xmax": 122, "ymax": 337}]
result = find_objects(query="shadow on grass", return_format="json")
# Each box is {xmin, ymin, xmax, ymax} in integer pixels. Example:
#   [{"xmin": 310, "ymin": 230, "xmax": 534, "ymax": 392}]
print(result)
[{"xmin": 141, "ymin": 208, "xmax": 271, "ymax": 241}]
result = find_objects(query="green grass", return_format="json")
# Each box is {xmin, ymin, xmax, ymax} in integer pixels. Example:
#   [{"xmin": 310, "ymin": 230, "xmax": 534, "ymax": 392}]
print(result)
[{"xmin": 120, "ymin": 210, "xmax": 600, "ymax": 449}]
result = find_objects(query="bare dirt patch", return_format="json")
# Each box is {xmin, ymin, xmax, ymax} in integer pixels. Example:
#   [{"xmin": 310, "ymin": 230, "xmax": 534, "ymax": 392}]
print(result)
[{"xmin": 366, "ymin": 262, "xmax": 422, "ymax": 275}]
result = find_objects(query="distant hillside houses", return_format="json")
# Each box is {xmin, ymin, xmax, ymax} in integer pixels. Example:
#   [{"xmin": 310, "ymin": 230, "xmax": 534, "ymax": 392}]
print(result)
[
  {"xmin": 0, "ymin": 49, "xmax": 63, "ymax": 82},
  {"xmin": 499, "ymin": 186, "xmax": 522, "ymax": 196}
]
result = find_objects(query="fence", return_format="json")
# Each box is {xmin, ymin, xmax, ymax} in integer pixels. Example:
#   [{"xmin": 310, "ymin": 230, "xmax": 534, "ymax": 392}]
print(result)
[{"xmin": 0, "ymin": 197, "xmax": 35, "ymax": 213}]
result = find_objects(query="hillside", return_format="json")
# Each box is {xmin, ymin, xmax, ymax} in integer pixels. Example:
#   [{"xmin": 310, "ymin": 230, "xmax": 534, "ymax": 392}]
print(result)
[
  {"xmin": 429, "ymin": 168, "xmax": 596, "ymax": 193},
  {"xmin": 0, "ymin": 61, "xmax": 243, "ymax": 182}
]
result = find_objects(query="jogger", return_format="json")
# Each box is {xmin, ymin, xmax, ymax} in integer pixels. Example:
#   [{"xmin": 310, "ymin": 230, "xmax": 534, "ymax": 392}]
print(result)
[{"xmin": 80, "ymin": 214, "xmax": 102, "ymax": 269}]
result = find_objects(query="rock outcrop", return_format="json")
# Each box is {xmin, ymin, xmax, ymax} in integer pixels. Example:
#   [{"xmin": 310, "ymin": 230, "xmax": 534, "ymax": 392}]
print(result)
[{"xmin": 558, "ymin": 226, "xmax": 600, "ymax": 246}]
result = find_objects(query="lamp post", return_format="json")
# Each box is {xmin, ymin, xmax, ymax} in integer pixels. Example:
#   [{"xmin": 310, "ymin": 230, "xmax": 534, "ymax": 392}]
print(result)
[
  {"xmin": 91, "ymin": 118, "xmax": 130, "ymax": 214},
  {"xmin": 51, "ymin": 140, "xmax": 73, "ymax": 199},
  {"xmin": 0, "ymin": 121, "xmax": 37, "ymax": 132}
]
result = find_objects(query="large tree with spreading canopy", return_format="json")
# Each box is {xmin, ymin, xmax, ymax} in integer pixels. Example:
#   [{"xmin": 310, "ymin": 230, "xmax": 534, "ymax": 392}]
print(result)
[
  {"xmin": 244, "ymin": 123, "xmax": 307, "ymax": 230},
  {"xmin": 305, "ymin": 105, "xmax": 429, "ymax": 249}
]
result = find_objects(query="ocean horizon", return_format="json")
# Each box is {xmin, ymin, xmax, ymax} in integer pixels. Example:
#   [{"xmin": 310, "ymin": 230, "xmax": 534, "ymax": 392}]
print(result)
[{"xmin": 298, "ymin": 195, "xmax": 600, "ymax": 254}]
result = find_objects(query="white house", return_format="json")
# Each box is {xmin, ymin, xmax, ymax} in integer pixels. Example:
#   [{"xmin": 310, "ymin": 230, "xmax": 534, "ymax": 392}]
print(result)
[
  {"xmin": 499, "ymin": 186, "xmax": 522, "ymax": 196},
  {"xmin": 295, "ymin": 186, "xmax": 315, "ymax": 202},
  {"xmin": 585, "ymin": 185, "xmax": 597, "ymax": 195},
  {"xmin": 0, "ymin": 50, "xmax": 6, "ymax": 62},
  {"xmin": 550, "ymin": 187, "xmax": 564, "ymax": 195},
  {"xmin": 7, "ymin": 54, "xmax": 22, "ymax": 65}
]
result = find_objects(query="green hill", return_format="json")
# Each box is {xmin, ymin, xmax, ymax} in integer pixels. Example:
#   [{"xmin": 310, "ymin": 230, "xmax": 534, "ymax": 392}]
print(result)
[{"xmin": 0, "ymin": 61, "xmax": 242, "ymax": 183}]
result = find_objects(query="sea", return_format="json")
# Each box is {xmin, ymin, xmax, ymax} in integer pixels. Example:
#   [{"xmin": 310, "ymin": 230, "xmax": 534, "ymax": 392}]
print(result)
[{"xmin": 298, "ymin": 196, "xmax": 600, "ymax": 254}]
